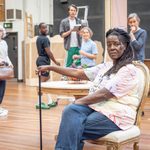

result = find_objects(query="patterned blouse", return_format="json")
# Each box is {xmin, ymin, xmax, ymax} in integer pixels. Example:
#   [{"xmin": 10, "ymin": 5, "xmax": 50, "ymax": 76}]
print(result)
[{"xmin": 84, "ymin": 62, "xmax": 141, "ymax": 130}]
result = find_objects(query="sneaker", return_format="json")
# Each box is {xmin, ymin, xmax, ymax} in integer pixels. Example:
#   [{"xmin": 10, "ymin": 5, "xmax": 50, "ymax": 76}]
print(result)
[
  {"xmin": 48, "ymin": 101, "xmax": 57, "ymax": 108},
  {"xmin": 0, "ymin": 107, "xmax": 8, "ymax": 117},
  {"xmin": 35, "ymin": 102, "xmax": 50, "ymax": 109}
]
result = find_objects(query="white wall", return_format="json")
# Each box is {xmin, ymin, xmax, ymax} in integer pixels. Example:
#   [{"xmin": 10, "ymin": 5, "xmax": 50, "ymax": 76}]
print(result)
[
  {"xmin": 23, "ymin": 0, "xmax": 53, "ymax": 25},
  {"xmin": 6, "ymin": 0, "xmax": 23, "ymax": 9},
  {"xmin": 49, "ymin": 0, "xmax": 54, "ymax": 25}
]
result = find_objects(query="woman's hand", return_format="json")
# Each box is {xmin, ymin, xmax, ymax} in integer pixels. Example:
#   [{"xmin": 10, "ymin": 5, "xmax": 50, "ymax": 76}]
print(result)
[
  {"xmin": 129, "ymin": 26, "xmax": 137, "ymax": 41},
  {"xmin": 130, "ymin": 26, "xmax": 137, "ymax": 33},
  {"xmin": 9, "ymin": 64, "xmax": 14, "ymax": 68},
  {"xmin": 72, "ymin": 55, "xmax": 80, "ymax": 60},
  {"xmin": 55, "ymin": 61, "xmax": 61, "ymax": 66},
  {"xmin": 36, "ymin": 65, "xmax": 50, "ymax": 74}
]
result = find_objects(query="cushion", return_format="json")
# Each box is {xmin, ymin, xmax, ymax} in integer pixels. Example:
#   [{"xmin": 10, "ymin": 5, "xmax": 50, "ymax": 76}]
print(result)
[{"xmin": 96, "ymin": 125, "xmax": 140, "ymax": 143}]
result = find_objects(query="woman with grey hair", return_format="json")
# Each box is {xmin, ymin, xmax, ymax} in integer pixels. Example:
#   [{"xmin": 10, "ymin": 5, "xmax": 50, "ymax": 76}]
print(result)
[
  {"xmin": 72, "ymin": 27, "xmax": 98, "ymax": 68},
  {"xmin": 128, "ymin": 13, "xmax": 147, "ymax": 62},
  {"xmin": 0, "ymin": 25, "xmax": 13, "ymax": 116}
]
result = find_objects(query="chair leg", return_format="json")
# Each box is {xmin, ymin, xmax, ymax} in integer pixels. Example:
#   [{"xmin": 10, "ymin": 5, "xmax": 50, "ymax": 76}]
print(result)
[
  {"xmin": 107, "ymin": 146, "xmax": 113, "ymax": 150},
  {"xmin": 133, "ymin": 142, "xmax": 139, "ymax": 150},
  {"xmin": 107, "ymin": 145, "xmax": 121, "ymax": 150}
]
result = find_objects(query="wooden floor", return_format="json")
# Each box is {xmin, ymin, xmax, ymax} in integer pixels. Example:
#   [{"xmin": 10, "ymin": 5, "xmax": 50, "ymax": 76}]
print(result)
[{"xmin": 0, "ymin": 80, "xmax": 150, "ymax": 150}]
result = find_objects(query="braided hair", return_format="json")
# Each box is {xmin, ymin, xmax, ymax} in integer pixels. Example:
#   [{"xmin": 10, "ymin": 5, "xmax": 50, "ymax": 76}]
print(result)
[{"xmin": 104, "ymin": 28, "xmax": 134, "ymax": 77}]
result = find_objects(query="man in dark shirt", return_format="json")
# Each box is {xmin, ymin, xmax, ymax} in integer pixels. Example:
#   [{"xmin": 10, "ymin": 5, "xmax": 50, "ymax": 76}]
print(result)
[
  {"xmin": 36, "ymin": 22, "xmax": 60, "ymax": 109},
  {"xmin": 36, "ymin": 22, "xmax": 60, "ymax": 82}
]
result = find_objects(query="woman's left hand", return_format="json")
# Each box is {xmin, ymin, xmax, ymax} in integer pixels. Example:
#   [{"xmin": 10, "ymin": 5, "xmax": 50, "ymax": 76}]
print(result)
[
  {"xmin": 36, "ymin": 65, "xmax": 50, "ymax": 74},
  {"xmin": 9, "ymin": 64, "xmax": 14, "ymax": 68}
]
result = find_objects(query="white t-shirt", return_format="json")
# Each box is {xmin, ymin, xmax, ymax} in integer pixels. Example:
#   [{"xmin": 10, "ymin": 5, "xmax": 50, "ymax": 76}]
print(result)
[{"xmin": 69, "ymin": 19, "xmax": 78, "ymax": 47}]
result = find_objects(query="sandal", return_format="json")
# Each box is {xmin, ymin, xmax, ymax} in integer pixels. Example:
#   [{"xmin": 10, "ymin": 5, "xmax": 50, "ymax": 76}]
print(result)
[
  {"xmin": 35, "ymin": 102, "xmax": 50, "ymax": 109},
  {"xmin": 48, "ymin": 101, "xmax": 57, "ymax": 108}
]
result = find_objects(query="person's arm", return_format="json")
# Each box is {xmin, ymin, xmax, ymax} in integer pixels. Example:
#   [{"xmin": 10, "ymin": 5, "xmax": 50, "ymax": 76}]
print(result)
[
  {"xmin": 61, "ymin": 30, "xmax": 72, "ymax": 38},
  {"xmin": 59, "ymin": 19, "xmax": 72, "ymax": 38},
  {"xmin": 75, "ymin": 64, "xmax": 139, "ymax": 105},
  {"xmin": 6, "ymin": 56, "xmax": 13, "ymax": 67},
  {"xmin": 129, "ymin": 26, "xmax": 137, "ymax": 41},
  {"xmin": 45, "ymin": 47, "xmax": 60, "ymax": 66},
  {"xmin": 79, "ymin": 41, "xmax": 98, "ymax": 59},
  {"xmin": 72, "ymin": 54, "xmax": 81, "ymax": 60},
  {"xmin": 37, "ymin": 65, "xmax": 89, "ymax": 80},
  {"xmin": 61, "ymin": 28, "xmax": 80, "ymax": 38},
  {"xmin": 4, "ymin": 41, "xmax": 13, "ymax": 67},
  {"xmin": 74, "ymin": 87, "xmax": 114, "ymax": 105},
  {"xmin": 80, "ymin": 50, "xmax": 97, "ymax": 59},
  {"xmin": 130, "ymin": 30, "xmax": 147, "ymax": 51},
  {"xmin": 59, "ymin": 19, "xmax": 80, "ymax": 38}
]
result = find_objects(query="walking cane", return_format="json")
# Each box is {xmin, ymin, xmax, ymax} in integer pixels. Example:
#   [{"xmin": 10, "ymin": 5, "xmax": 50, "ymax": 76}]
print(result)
[{"xmin": 38, "ymin": 72, "xmax": 43, "ymax": 150}]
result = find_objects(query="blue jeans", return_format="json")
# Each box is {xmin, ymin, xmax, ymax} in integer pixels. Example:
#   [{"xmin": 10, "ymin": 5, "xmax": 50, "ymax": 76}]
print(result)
[
  {"xmin": 0, "ymin": 80, "xmax": 6, "ymax": 104},
  {"xmin": 55, "ymin": 104, "xmax": 121, "ymax": 150}
]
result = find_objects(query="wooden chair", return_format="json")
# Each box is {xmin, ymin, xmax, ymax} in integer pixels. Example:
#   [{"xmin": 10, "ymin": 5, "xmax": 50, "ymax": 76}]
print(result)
[{"xmin": 87, "ymin": 61, "xmax": 150, "ymax": 150}]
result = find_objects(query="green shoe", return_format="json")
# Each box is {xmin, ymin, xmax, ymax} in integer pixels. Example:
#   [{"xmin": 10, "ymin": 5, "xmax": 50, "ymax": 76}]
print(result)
[
  {"xmin": 48, "ymin": 101, "xmax": 57, "ymax": 108},
  {"xmin": 35, "ymin": 102, "xmax": 50, "ymax": 109}
]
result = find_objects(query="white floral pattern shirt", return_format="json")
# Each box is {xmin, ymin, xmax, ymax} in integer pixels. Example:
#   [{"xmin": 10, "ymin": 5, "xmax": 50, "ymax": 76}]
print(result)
[{"xmin": 84, "ymin": 62, "xmax": 141, "ymax": 130}]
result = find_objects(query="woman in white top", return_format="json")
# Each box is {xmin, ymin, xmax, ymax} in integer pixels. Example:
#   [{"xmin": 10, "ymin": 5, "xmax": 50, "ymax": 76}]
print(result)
[{"xmin": 0, "ymin": 25, "xmax": 13, "ymax": 117}]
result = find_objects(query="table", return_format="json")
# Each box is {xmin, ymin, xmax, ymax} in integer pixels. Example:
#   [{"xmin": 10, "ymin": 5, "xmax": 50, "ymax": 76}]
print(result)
[{"xmin": 40, "ymin": 81, "xmax": 92, "ymax": 99}]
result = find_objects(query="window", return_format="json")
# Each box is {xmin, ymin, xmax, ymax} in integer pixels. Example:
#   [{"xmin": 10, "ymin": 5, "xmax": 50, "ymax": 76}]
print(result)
[{"xmin": 77, "ymin": 6, "xmax": 88, "ymax": 20}]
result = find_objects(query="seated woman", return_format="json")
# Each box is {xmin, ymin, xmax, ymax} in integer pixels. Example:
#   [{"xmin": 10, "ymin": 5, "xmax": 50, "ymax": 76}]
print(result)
[
  {"xmin": 72, "ymin": 27, "xmax": 98, "ymax": 68},
  {"xmin": 37, "ymin": 28, "xmax": 140, "ymax": 150}
]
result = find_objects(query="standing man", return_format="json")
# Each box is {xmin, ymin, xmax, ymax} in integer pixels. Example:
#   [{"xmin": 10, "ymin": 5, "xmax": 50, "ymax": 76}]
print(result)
[
  {"xmin": 36, "ymin": 22, "xmax": 60, "ymax": 109},
  {"xmin": 59, "ymin": 4, "xmax": 82, "ymax": 67}
]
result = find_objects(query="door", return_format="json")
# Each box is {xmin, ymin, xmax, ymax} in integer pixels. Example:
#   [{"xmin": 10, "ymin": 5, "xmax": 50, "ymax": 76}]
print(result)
[{"xmin": 4, "ymin": 32, "xmax": 18, "ymax": 78}]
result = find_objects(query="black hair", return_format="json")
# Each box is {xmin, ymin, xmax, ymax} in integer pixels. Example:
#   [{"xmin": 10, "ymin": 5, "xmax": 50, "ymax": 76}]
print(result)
[
  {"xmin": 104, "ymin": 28, "xmax": 134, "ymax": 76},
  {"xmin": 68, "ymin": 4, "xmax": 77, "ymax": 11},
  {"xmin": 39, "ymin": 22, "xmax": 46, "ymax": 29}
]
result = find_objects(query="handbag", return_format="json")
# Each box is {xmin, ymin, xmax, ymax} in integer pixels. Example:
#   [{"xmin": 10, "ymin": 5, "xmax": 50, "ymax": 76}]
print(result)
[{"xmin": 0, "ymin": 62, "xmax": 14, "ymax": 80}]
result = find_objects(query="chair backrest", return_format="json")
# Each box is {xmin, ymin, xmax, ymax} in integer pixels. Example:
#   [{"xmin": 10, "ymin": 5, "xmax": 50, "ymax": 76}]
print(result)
[
  {"xmin": 133, "ymin": 61, "xmax": 150, "ymax": 127},
  {"xmin": 94, "ymin": 41, "xmax": 104, "ymax": 64}
]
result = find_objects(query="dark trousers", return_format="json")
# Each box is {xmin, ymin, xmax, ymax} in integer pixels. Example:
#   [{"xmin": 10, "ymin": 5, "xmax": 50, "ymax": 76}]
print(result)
[{"xmin": 0, "ymin": 80, "xmax": 6, "ymax": 104}]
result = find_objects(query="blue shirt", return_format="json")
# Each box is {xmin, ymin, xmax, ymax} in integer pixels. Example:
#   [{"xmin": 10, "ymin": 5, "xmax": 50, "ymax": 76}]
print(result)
[{"xmin": 81, "ymin": 39, "xmax": 98, "ymax": 67}]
